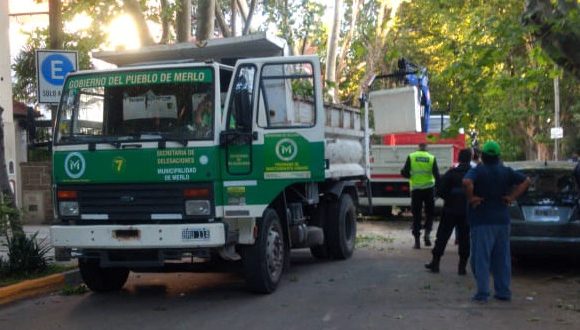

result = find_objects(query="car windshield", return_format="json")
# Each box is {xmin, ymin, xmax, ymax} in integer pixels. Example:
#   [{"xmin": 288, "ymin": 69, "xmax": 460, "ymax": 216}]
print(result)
[
  {"xmin": 518, "ymin": 168, "xmax": 577, "ymax": 206},
  {"xmin": 55, "ymin": 67, "xmax": 215, "ymax": 144}
]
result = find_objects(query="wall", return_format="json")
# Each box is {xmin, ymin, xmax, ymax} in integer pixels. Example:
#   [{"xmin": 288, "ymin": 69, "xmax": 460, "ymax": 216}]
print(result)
[{"xmin": 20, "ymin": 162, "xmax": 53, "ymax": 224}]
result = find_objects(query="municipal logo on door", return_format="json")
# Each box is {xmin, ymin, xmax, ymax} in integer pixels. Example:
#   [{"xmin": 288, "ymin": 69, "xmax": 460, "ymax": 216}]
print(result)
[
  {"xmin": 64, "ymin": 152, "xmax": 86, "ymax": 179},
  {"xmin": 275, "ymin": 138, "xmax": 298, "ymax": 161}
]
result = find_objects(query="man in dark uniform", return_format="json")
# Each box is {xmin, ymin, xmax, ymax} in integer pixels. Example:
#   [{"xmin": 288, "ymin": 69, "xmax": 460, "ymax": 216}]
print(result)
[
  {"xmin": 401, "ymin": 143, "xmax": 440, "ymax": 249},
  {"xmin": 425, "ymin": 148, "xmax": 472, "ymax": 274}
]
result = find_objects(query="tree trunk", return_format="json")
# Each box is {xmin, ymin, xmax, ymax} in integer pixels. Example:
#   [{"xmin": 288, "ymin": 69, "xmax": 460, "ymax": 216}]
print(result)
[
  {"xmin": 336, "ymin": 0, "xmax": 363, "ymax": 89},
  {"xmin": 214, "ymin": 1, "xmax": 232, "ymax": 38},
  {"xmin": 48, "ymin": 0, "xmax": 63, "ymax": 121},
  {"xmin": 230, "ymin": 0, "xmax": 237, "ymax": 37},
  {"xmin": 242, "ymin": 0, "xmax": 257, "ymax": 35},
  {"xmin": 123, "ymin": 0, "xmax": 155, "ymax": 46},
  {"xmin": 237, "ymin": 0, "xmax": 248, "ymax": 22},
  {"xmin": 176, "ymin": 0, "xmax": 191, "ymax": 43},
  {"xmin": 48, "ymin": 0, "xmax": 63, "ymax": 50},
  {"xmin": 159, "ymin": 0, "xmax": 171, "ymax": 44},
  {"xmin": 196, "ymin": 0, "xmax": 216, "ymax": 44},
  {"xmin": 325, "ymin": 0, "xmax": 343, "ymax": 103}
]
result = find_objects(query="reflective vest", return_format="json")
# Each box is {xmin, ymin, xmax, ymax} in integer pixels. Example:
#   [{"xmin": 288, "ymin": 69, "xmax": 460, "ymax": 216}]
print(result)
[{"xmin": 409, "ymin": 151, "xmax": 436, "ymax": 190}]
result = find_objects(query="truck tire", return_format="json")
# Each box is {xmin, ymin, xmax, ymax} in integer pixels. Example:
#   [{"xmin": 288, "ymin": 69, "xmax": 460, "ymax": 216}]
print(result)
[
  {"xmin": 242, "ymin": 208, "xmax": 286, "ymax": 293},
  {"xmin": 310, "ymin": 244, "xmax": 330, "ymax": 259},
  {"xmin": 327, "ymin": 194, "xmax": 357, "ymax": 259},
  {"xmin": 78, "ymin": 258, "xmax": 129, "ymax": 293}
]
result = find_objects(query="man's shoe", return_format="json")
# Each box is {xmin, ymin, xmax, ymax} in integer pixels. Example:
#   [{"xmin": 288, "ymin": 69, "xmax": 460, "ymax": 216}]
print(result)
[
  {"xmin": 413, "ymin": 236, "xmax": 421, "ymax": 249},
  {"xmin": 471, "ymin": 294, "xmax": 489, "ymax": 304},
  {"xmin": 471, "ymin": 297, "xmax": 488, "ymax": 304},
  {"xmin": 425, "ymin": 257, "xmax": 440, "ymax": 273},
  {"xmin": 424, "ymin": 235, "xmax": 432, "ymax": 247},
  {"xmin": 493, "ymin": 295, "xmax": 511, "ymax": 302}
]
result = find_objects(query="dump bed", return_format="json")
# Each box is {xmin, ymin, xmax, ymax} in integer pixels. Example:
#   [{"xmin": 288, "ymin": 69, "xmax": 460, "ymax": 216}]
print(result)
[{"xmin": 323, "ymin": 102, "xmax": 368, "ymax": 179}]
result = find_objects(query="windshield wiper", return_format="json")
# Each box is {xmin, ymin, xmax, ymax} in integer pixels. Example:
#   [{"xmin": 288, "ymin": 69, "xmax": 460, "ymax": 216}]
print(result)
[{"xmin": 59, "ymin": 134, "xmax": 125, "ymax": 149}]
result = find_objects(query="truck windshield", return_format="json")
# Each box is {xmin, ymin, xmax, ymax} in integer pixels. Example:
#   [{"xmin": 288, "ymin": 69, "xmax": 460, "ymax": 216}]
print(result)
[{"xmin": 55, "ymin": 67, "xmax": 215, "ymax": 144}]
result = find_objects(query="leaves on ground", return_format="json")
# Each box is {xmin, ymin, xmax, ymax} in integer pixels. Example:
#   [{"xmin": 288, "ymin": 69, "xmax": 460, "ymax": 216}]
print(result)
[
  {"xmin": 356, "ymin": 234, "xmax": 395, "ymax": 249},
  {"xmin": 60, "ymin": 284, "xmax": 88, "ymax": 296}
]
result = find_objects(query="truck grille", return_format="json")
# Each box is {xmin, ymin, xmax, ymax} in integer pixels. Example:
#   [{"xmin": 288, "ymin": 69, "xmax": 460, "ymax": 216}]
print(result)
[{"xmin": 59, "ymin": 183, "xmax": 212, "ymax": 223}]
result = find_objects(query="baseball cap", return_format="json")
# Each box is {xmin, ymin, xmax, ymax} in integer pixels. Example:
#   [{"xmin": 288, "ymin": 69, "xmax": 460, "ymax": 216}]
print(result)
[{"xmin": 482, "ymin": 141, "xmax": 501, "ymax": 156}]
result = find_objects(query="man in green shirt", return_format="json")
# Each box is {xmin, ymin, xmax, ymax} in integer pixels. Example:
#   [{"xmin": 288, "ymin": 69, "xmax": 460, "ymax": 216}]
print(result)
[{"xmin": 401, "ymin": 143, "xmax": 440, "ymax": 249}]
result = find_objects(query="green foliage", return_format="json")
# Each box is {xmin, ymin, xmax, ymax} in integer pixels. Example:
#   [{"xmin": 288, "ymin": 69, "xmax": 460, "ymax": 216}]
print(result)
[
  {"xmin": 0, "ymin": 232, "xmax": 50, "ymax": 277},
  {"xmin": 383, "ymin": 0, "xmax": 580, "ymax": 160},
  {"xmin": 261, "ymin": 0, "xmax": 327, "ymax": 56},
  {"xmin": 0, "ymin": 195, "xmax": 22, "ymax": 237}
]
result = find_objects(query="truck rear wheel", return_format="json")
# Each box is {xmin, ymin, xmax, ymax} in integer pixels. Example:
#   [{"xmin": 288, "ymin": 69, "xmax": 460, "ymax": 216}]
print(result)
[
  {"xmin": 78, "ymin": 258, "xmax": 129, "ymax": 292},
  {"xmin": 242, "ymin": 208, "xmax": 286, "ymax": 293},
  {"xmin": 327, "ymin": 194, "xmax": 356, "ymax": 259}
]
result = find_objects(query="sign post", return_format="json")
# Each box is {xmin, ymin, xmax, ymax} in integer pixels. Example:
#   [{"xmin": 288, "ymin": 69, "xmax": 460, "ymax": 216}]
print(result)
[{"xmin": 36, "ymin": 50, "xmax": 78, "ymax": 104}]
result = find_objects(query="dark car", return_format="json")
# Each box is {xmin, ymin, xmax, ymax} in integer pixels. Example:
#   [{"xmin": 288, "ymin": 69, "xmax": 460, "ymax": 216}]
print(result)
[{"xmin": 507, "ymin": 161, "xmax": 580, "ymax": 257}]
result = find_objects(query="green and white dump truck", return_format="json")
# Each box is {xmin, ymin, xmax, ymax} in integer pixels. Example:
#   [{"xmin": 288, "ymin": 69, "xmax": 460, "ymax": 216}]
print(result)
[{"xmin": 50, "ymin": 34, "xmax": 370, "ymax": 293}]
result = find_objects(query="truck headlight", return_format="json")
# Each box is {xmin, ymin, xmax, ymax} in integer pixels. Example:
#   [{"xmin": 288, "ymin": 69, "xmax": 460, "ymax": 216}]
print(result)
[
  {"xmin": 185, "ymin": 200, "xmax": 210, "ymax": 215},
  {"xmin": 59, "ymin": 201, "xmax": 79, "ymax": 216}
]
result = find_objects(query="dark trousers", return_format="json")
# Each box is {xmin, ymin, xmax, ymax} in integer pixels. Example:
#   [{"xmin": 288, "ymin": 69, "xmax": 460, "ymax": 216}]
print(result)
[
  {"xmin": 411, "ymin": 188, "xmax": 435, "ymax": 237},
  {"xmin": 432, "ymin": 211, "xmax": 470, "ymax": 261}
]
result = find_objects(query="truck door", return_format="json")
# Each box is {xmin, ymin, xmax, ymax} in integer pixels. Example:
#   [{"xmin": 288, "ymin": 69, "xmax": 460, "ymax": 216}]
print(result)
[{"xmin": 220, "ymin": 56, "xmax": 325, "ymax": 218}]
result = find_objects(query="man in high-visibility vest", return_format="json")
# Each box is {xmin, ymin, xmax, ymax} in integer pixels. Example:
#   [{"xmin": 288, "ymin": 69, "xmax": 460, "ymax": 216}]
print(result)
[{"xmin": 401, "ymin": 143, "xmax": 440, "ymax": 249}]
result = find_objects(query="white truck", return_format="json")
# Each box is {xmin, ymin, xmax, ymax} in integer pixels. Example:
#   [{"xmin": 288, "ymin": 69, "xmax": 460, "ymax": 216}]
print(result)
[
  {"xmin": 50, "ymin": 33, "xmax": 370, "ymax": 293},
  {"xmin": 360, "ymin": 83, "xmax": 465, "ymax": 216}
]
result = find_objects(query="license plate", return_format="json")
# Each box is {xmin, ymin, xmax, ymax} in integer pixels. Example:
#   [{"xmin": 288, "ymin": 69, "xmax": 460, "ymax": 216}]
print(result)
[
  {"xmin": 532, "ymin": 207, "xmax": 559, "ymax": 221},
  {"xmin": 181, "ymin": 228, "xmax": 211, "ymax": 241}
]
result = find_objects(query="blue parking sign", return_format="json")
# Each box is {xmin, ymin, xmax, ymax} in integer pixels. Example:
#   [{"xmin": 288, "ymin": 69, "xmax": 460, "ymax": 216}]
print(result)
[{"xmin": 36, "ymin": 50, "xmax": 78, "ymax": 104}]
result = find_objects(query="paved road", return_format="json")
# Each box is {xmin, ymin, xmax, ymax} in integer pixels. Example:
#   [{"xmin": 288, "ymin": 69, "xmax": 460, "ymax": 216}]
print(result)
[{"xmin": 1, "ymin": 221, "xmax": 579, "ymax": 330}]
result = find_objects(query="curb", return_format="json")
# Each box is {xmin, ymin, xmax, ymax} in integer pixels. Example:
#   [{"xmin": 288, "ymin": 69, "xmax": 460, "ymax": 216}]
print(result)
[{"xmin": 0, "ymin": 269, "xmax": 81, "ymax": 306}]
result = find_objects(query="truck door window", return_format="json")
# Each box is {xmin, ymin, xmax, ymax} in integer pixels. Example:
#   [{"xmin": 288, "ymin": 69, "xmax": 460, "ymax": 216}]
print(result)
[{"xmin": 258, "ymin": 62, "xmax": 316, "ymax": 128}]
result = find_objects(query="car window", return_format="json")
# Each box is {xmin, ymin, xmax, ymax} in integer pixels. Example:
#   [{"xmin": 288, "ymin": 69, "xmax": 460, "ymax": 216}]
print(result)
[
  {"xmin": 523, "ymin": 170, "xmax": 575, "ymax": 193},
  {"xmin": 518, "ymin": 169, "xmax": 577, "ymax": 205}
]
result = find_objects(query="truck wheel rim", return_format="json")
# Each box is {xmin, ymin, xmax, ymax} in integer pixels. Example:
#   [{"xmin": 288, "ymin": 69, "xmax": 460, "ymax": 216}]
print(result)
[{"xmin": 266, "ymin": 224, "xmax": 284, "ymax": 280}]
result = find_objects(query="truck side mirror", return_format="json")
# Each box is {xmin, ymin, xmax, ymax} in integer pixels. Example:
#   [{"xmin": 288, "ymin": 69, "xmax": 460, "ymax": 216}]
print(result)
[{"xmin": 234, "ymin": 88, "xmax": 252, "ymax": 131}]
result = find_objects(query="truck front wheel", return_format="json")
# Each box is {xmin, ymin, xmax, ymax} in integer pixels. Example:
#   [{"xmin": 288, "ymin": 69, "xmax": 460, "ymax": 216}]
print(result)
[
  {"xmin": 242, "ymin": 208, "xmax": 286, "ymax": 294},
  {"xmin": 327, "ymin": 194, "xmax": 357, "ymax": 259},
  {"xmin": 78, "ymin": 258, "xmax": 129, "ymax": 292}
]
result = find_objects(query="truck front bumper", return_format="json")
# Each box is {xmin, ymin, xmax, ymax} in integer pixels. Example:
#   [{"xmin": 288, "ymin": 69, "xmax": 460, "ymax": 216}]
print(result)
[{"xmin": 50, "ymin": 223, "xmax": 226, "ymax": 249}]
